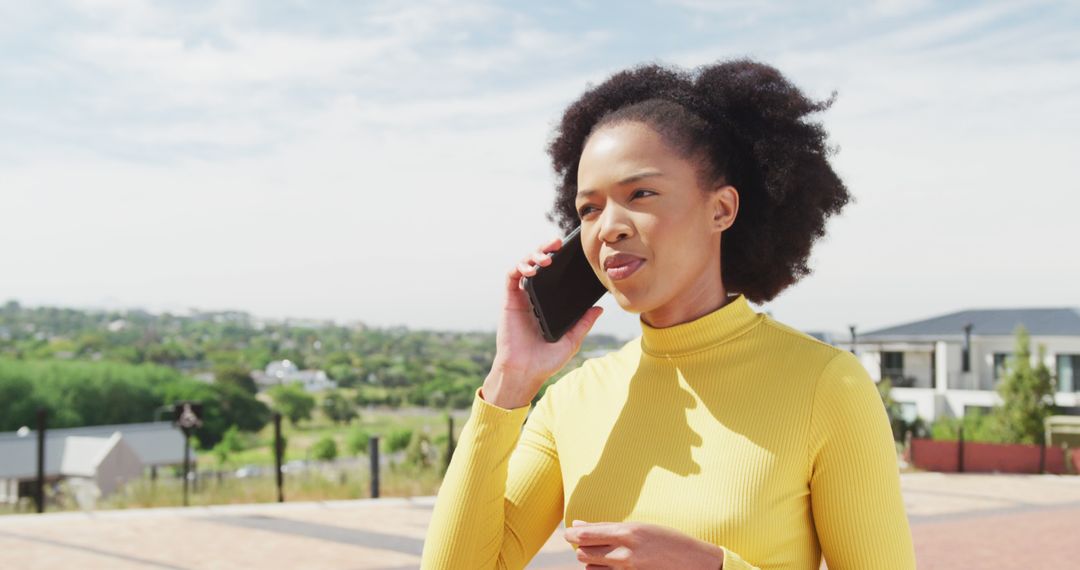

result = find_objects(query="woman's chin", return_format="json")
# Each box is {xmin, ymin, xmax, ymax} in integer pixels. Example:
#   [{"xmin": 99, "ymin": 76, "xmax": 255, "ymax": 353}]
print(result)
[{"xmin": 609, "ymin": 290, "xmax": 652, "ymax": 315}]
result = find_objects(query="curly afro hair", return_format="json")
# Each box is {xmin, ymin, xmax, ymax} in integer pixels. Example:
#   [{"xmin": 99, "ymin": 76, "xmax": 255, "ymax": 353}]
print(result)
[{"xmin": 547, "ymin": 59, "xmax": 850, "ymax": 304}]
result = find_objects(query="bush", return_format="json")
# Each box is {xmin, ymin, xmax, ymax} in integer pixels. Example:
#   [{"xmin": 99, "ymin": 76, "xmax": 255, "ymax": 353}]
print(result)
[
  {"xmin": 909, "ymin": 416, "xmax": 930, "ymax": 439},
  {"xmin": 448, "ymin": 389, "xmax": 475, "ymax": 409},
  {"xmin": 404, "ymin": 431, "xmax": 434, "ymax": 469},
  {"xmin": 346, "ymin": 428, "xmax": 371, "ymax": 456},
  {"xmin": 311, "ymin": 435, "xmax": 338, "ymax": 461},
  {"xmin": 355, "ymin": 386, "xmax": 395, "ymax": 407},
  {"xmin": 384, "ymin": 428, "xmax": 413, "ymax": 453},
  {"xmin": 930, "ymin": 417, "xmax": 958, "ymax": 441},
  {"xmin": 929, "ymin": 409, "xmax": 1007, "ymax": 443},
  {"xmin": 269, "ymin": 383, "xmax": 315, "ymax": 425},
  {"xmin": 211, "ymin": 425, "xmax": 244, "ymax": 465},
  {"xmin": 321, "ymin": 390, "xmax": 357, "ymax": 425}
]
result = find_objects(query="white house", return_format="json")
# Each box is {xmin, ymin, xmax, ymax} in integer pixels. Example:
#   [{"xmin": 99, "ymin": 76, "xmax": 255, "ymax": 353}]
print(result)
[
  {"xmin": 0, "ymin": 422, "xmax": 192, "ymax": 505},
  {"xmin": 252, "ymin": 359, "xmax": 338, "ymax": 393},
  {"xmin": 854, "ymin": 307, "xmax": 1080, "ymax": 423}
]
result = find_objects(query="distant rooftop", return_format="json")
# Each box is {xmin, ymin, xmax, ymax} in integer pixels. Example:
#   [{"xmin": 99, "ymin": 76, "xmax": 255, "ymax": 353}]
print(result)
[
  {"xmin": 0, "ymin": 421, "xmax": 189, "ymax": 480},
  {"xmin": 862, "ymin": 307, "xmax": 1080, "ymax": 340}
]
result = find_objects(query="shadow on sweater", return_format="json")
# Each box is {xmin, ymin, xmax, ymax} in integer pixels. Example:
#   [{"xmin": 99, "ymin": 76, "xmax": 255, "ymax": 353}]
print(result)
[
  {"xmin": 565, "ymin": 356, "xmax": 701, "ymax": 522},
  {"xmin": 563, "ymin": 346, "xmax": 796, "ymax": 526}
]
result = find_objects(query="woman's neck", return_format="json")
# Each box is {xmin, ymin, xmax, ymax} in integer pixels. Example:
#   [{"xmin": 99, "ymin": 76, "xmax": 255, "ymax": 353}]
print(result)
[{"xmin": 641, "ymin": 271, "xmax": 730, "ymax": 329}]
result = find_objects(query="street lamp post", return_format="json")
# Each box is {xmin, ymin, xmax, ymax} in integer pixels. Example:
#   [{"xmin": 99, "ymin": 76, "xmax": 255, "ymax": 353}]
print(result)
[
  {"xmin": 35, "ymin": 408, "xmax": 47, "ymax": 513},
  {"xmin": 171, "ymin": 402, "xmax": 203, "ymax": 507},
  {"xmin": 962, "ymin": 323, "xmax": 973, "ymax": 374}
]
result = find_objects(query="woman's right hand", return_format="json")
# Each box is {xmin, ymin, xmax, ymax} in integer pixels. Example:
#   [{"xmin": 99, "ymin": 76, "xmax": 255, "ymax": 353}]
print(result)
[{"xmin": 480, "ymin": 237, "xmax": 604, "ymax": 410}]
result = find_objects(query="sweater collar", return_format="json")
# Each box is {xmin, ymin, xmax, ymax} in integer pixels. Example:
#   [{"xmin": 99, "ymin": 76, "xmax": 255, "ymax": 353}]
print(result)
[{"xmin": 639, "ymin": 294, "xmax": 761, "ymax": 357}]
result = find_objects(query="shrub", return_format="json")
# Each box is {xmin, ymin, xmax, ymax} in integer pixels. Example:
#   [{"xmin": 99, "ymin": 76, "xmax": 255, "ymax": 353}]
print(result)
[
  {"xmin": 311, "ymin": 435, "xmax": 338, "ymax": 461},
  {"xmin": 929, "ymin": 409, "xmax": 1007, "ymax": 443},
  {"xmin": 346, "ymin": 428, "xmax": 371, "ymax": 456},
  {"xmin": 384, "ymin": 428, "xmax": 413, "ymax": 453},
  {"xmin": 211, "ymin": 425, "xmax": 244, "ymax": 465},
  {"xmin": 404, "ymin": 431, "xmax": 434, "ymax": 469},
  {"xmin": 321, "ymin": 390, "xmax": 357, "ymax": 425}
]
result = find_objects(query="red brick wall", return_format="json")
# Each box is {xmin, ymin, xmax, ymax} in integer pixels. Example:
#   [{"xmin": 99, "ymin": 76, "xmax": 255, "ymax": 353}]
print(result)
[
  {"xmin": 910, "ymin": 439, "xmax": 959, "ymax": 472},
  {"xmin": 909, "ymin": 439, "xmax": 1075, "ymax": 474}
]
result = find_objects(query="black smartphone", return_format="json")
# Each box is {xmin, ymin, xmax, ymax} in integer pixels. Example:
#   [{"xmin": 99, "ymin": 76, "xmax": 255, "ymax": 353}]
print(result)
[{"xmin": 523, "ymin": 227, "xmax": 608, "ymax": 342}]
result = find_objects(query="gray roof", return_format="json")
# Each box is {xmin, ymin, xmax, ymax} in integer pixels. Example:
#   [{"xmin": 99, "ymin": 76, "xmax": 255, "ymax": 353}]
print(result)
[
  {"xmin": 0, "ymin": 422, "xmax": 192, "ymax": 480},
  {"xmin": 862, "ymin": 307, "xmax": 1080, "ymax": 340}
]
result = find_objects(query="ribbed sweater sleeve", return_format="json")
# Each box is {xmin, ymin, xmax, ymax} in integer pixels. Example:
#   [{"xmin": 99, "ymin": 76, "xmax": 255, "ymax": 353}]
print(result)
[
  {"xmin": 807, "ymin": 352, "xmax": 916, "ymax": 569},
  {"xmin": 420, "ymin": 386, "xmax": 565, "ymax": 569}
]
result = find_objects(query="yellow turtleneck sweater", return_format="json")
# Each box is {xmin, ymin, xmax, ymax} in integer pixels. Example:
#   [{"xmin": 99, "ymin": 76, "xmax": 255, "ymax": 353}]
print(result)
[{"xmin": 421, "ymin": 295, "xmax": 915, "ymax": 569}]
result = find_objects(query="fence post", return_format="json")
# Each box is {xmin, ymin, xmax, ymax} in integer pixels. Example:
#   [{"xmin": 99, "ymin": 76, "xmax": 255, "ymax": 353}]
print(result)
[
  {"xmin": 1039, "ymin": 439, "xmax": 1046, "ymax": 474},
  {"xmin": 182, "ymin": 429, "xmax": 191, "ymax": 506},
  {"xmin": 369, "ymin": 436, "xmax": 380, "ymax": 499},
  {"xmin": 445, "ymin": 414, "xmax": 456, "ymax": 473},
  {"xmin": 273, "ymin": 413, "xmax": 284, "ymax": 503},
  {"xmin": 905, "ymin": 428, "xmax": 913, "ymax": 466},
  {"xmin": 1063, "ymin": 443, "xmax": 1073, "ymax": 476},
  {"xmin": 35, "ymin": 408, "xmax": 47, "ymax": 514},
  {"xmin": 957, "ymin": 425, "xmax": 965, "ymax": 473}
]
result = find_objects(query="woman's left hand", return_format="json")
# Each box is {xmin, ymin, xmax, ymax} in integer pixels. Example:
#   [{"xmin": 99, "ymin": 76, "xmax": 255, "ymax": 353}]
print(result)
[{"xmin": 564, "ymin": 520, "xmax": 725, "ymax": 569}]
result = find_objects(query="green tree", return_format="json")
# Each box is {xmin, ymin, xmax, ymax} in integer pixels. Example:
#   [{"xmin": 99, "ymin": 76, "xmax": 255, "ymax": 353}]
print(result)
[
  {"xmin": 311, "ymin": 435, "xmax": 338, "ymax": 461},
  {"xmin": 875, "ymin": 378, "xmax": 908, "ymax": 442},
  {"xmin": 213, "ymin": 383, "xmax": 272, "ymax": 433},
  {"xmin": 0, "ymin": 376, "xmax": 46, "ymax": 431},
  {"xmin": 211, "ymin": 425, "xmax": 244, "ymax": 465},
  {"xmin": 995, "ymin": 325, "xmax": 1057, "ymax": 444},
  {"xmin": 214, "ymin": 364, "xmax": 257, "ymax": 395},
  {"xmin": 269, "ymin": 383, "xmax": 316, "ymax": 425},
  {"xmin": 321, "ymin": 390, "xmax": 357, "ymax": 425}
]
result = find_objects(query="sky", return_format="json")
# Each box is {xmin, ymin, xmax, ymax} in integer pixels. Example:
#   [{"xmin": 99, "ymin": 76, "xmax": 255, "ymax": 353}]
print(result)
[{"xmin": 2, "ymin": 0, "xmax": 1078, "ymax": 339}]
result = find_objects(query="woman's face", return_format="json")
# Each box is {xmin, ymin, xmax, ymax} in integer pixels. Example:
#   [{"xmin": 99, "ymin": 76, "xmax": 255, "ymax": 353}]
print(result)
[{"xmin": 575, "ymin": 122, "xmax": 738, "ymax": 327}]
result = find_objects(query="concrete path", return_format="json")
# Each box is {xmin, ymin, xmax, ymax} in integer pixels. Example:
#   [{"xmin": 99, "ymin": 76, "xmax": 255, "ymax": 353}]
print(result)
[{"xmin": 2, "ymin": 473, "xmax": 1079, "ymax": 569}]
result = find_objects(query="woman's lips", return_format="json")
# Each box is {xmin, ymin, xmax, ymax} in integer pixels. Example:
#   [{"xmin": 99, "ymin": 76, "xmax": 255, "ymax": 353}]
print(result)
[{"xmin": 604, "ymin": 255, "xmax": 645, "ymax": 281}]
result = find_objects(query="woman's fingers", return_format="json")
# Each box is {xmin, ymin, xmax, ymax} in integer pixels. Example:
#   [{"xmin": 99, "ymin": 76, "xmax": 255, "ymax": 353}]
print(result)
[
  {"xmin": 505, "ymin": 266, "xmax": 524, "ymax": 290},
  {"xmin": 541, "ymin": 236, "xmax": 563, "ymax": 254},
  {"xmin": 509, "ymin": 238, "xmax": 563, "ymax": 288},
  {"xmin": 517, "ymin": 261, "xmax": 536, "ymax": 277},
  {"xmin": 561, "ymin": 306, "xmax": 603, "ymax": 348},
  {"xmin": 577, "ymin": 544, "xmax": 618, "ymax": 565},
  {"xmin": 530, "ymin": 251, "xmax": 553, "ymax": 266}
]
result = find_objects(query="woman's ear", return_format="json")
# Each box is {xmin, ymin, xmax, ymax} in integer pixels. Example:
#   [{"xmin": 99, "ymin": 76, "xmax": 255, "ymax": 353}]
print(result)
[{"xmin": 711, "ymin": 185, "xmax": 739, "ymax": 233}]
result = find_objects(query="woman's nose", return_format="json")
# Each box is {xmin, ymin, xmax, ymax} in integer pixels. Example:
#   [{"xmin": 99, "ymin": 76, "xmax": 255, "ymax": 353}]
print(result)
[{"xmin": 598, "ymin": 205, "xmax": 633, "ymax": 244}]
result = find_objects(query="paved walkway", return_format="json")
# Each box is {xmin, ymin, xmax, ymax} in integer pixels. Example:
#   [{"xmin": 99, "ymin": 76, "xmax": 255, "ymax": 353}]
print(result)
[{"xmin": 2, "ymin": 473, "xmax": 1079, "ymax": 569}]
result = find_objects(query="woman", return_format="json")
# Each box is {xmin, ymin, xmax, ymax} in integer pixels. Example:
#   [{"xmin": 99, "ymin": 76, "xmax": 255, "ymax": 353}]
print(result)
[{"xmin": 421, "ymin": 60, "xmax": 915, "ymax": 569}]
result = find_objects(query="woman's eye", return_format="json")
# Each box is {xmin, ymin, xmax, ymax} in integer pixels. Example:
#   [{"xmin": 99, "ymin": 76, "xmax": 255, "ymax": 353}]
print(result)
[
  {"xmin": 578, "ymin": 205, "xmax": 597, "ymax": 218},
  {"xmin": 631, "ymin": 189, "xmax": 656, "ymax": 200}
]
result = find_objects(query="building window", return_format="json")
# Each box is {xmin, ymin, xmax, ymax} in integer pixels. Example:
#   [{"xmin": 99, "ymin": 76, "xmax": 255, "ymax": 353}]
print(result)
[
  {"xmin": 992, "ymin": 353, "xmax": 1011, "ymax": 380},
  {"xmin": 881, "ymin": 352, "xmax": 904, "ymax": 382},
  {"xmin": 1057, "ymin": 354, "xmax": 1080, "ymax": 392}
]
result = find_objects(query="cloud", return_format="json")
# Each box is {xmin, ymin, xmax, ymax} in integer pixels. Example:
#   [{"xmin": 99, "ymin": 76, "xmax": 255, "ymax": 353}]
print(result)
[
  {"xmin": 1, "ymin": 0, "xmax": 615, "ymax": 164},
  {"xmin": 2, "ymin": 0, "xmax": 1077, "ymax": 337}
]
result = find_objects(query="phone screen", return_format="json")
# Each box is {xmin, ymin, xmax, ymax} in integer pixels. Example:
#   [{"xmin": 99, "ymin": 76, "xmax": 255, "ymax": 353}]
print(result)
[{"xmin": 523, "ymin": 227, "xmax": 608, "ymax": 342}]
